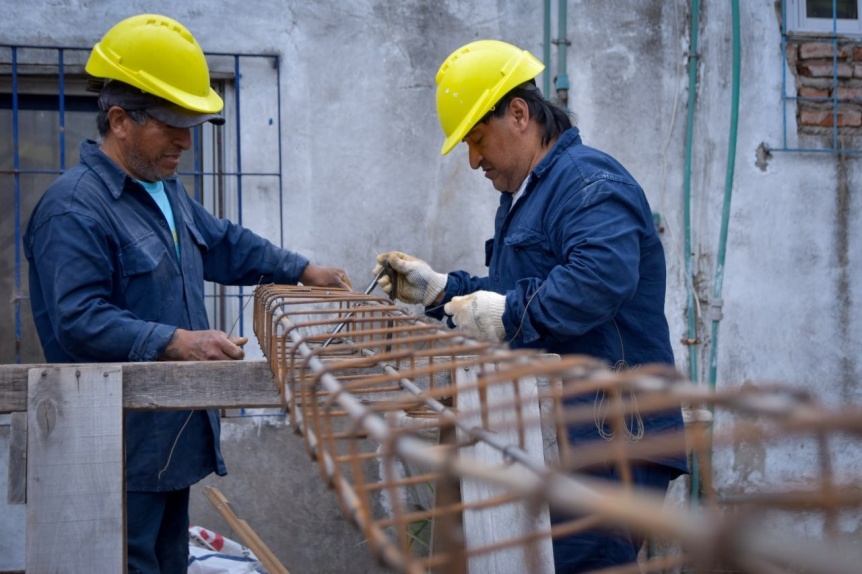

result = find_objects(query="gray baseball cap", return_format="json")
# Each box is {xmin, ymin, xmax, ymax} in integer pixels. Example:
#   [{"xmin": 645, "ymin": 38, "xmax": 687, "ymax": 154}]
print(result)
[{"xmin": 97, "ymin": 80, "xmax": 225, "ymax": 128}]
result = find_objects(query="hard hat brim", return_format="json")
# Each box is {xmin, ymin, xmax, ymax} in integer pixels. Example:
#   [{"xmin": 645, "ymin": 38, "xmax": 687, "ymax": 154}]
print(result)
[
  {"xmin": 146, "ymin": 104, "xmax": 225, "ymax": 128},
  {"xmin": 98, "ymin": 81, "xmax": 225, "ymax": 128}
]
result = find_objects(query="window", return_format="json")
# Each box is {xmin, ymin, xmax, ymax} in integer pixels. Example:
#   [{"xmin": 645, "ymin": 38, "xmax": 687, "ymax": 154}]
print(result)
[
  {"xmin": 787, "ymin": 0, "xmax": 862, "ymax": 35},
  {"xmin": 776, "ymin": 2, "xmax": 862, "ymax": 153}
]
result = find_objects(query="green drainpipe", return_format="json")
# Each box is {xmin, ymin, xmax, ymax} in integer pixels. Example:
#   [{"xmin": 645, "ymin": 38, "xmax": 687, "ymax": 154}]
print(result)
[
  {"xmin": 703, "ymin": 3, "xmax": 741, "ymax": 504},
  {"xmin": 683, "ymin": 0, "xmax": 701, "ymax": 504},
  {"xmin": 554, "ymin": 0, "xmax": 570, "ymax": 108},
  {"xmin": 544, "ymin": 0, "xmax": 552, "ymax": 98},
  {"xmin": 687, "ymin": 0, "xmax": 741, "ymax": 506},
  {"xmin": 683, "ymin": 0, "xmax": 701, "ymax": 387},
  {"xmin": 708, "ymin": 0, "xmax": 740, "ymax": 393}
]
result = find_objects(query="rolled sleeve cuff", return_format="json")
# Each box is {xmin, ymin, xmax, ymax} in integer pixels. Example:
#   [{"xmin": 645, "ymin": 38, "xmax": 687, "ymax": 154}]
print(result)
[
  {"xmin": 274, "ymin": 252, "xmax": 310, "ymax": 285},
  {"xmin": 502, "ymin": 305, "xmax": 541, "ymax": 348},
  {"xmin": 129, "ymin": 323, "xmax": 177, "ymax": 361}
]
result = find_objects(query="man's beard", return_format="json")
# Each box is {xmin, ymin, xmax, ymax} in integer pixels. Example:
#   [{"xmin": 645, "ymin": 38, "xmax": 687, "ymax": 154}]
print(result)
[{"xmin": 127, "ymin": 144, "xmax": 174, "ymax": 182}]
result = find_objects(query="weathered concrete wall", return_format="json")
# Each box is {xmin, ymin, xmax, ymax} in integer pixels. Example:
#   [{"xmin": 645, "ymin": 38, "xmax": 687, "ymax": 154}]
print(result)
[{"xmin": 2, "ymin": 0, "xmax": 861, "ymax": 569}]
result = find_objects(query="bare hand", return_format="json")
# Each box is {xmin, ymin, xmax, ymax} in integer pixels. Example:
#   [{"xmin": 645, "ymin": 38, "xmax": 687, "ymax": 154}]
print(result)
[
  {"xmin": 160, "ymin": 328, "xmax": 248, "ymax": 361},
  {"xmin": 299, "ymin": 263, "xmax": 351, "ymax": 289}
]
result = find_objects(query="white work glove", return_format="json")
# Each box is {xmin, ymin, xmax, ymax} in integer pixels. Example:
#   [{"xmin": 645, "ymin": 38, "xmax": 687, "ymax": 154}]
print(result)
[
  {"xmin": 374, "ymin": 251, "xmax": 447, "ymax": 306},
  {"xmin": 444, "ymin": 291, "xmax": 507, "ymax": 342}
]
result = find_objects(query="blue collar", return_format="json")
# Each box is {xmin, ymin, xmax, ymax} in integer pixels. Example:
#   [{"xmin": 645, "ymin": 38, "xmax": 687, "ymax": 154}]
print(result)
[{"xmin": 79, "ymin": 139, "xmax": 178, "ymax": 200}]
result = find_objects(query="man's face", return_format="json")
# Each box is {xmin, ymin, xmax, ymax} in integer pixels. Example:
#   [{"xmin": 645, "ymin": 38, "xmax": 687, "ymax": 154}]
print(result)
[
  {"xmin": 462, "ymin": 103, "xmax": 530, "ymax": 193},
  {"xmin": 121, "ymin": 113, "xmax": 192, "ymax": 182}
]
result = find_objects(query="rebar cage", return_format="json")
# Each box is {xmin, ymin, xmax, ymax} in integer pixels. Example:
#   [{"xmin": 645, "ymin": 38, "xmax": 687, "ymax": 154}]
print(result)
[{"xmin": 253, "ymin": 285, "xmax": 862, "ymax": 574}]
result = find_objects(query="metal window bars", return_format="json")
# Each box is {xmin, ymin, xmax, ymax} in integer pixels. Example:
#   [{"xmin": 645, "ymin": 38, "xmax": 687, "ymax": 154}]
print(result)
[
  {"xmin": 253, "ymin": 284, "xmax": 862, "ymax": 574},
  {"xmin": 779, "ymin": 1, "xmax": 862, "ymax": 154}
]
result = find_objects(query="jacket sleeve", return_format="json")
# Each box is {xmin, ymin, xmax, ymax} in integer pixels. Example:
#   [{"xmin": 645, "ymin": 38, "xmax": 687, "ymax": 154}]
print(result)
[
  {"xmin": 26, "ymin": 211, "xmax": 176, "ymax": 362},
  {"xmin": 503, "ymin": 178, "xmax": 645, "ymax": 348},
  {"xmin": 186, "ymin": 199, "xmax": 310, "ymax": 285},
  {"xmin": 424, "ymin": 272, "xmax": 491, "ymax": 321}
]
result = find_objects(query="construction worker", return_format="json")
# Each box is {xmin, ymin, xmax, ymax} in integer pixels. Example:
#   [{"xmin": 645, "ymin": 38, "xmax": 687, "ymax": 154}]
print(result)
[
  {"xmin": 23, "ymin": 14, "xmax": 349, "ymax": 573},
  {"xmin": 374, "ymin": 40, "xmax": 687, "ymax": 572}
]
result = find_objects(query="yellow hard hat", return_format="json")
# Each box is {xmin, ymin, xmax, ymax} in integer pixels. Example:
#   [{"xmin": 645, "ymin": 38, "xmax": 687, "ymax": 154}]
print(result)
[
  {"xmin": 85, "ymin": 14, "xmax": 223, "ymax": 114},
  {"xmin": 435, "ymin": 40, "xmax": 544, "ymax": 155}
]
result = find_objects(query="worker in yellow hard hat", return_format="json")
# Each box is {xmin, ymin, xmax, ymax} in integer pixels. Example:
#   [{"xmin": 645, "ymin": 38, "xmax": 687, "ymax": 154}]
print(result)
[
  {"xmin": 24, "ymin": 14, "xmax": 350, "ymax": 572},
  {"xmin": 374, "ymin": 39, "xmax": 687, "ymax": 572}
]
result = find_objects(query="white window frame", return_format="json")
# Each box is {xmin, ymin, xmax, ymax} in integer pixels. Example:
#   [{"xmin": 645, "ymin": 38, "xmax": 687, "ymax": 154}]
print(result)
[{"xmin": 786, "ymin": 0, "xmax": 862, "ymax": 35}]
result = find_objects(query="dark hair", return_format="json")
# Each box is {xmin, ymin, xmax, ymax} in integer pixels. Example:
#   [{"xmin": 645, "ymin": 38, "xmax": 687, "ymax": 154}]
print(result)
[
  {"xmin": 96, "ymin": 109, "xmax": 151, "ymax": 137},
  {"xmin": 483, "ymin": 80, "xmax": 572, "ymax": 147}
]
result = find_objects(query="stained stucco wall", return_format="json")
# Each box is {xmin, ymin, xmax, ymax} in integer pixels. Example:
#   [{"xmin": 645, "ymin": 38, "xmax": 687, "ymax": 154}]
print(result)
[{"xmin": 1, "ymin": 0, "xmax": 860, "ymax": 568}]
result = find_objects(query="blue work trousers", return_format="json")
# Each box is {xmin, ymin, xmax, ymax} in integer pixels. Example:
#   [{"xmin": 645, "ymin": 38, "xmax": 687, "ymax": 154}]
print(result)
[
  {"xmin": 127, "ymin": 488, "xmax": 190, "ymax": 574},
  {"xmin": 552, "ymin": 462, "xmax": 678, "ymax": 573}
]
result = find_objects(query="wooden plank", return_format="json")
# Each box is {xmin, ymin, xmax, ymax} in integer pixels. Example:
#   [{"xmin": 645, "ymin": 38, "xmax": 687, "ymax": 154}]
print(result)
[
  {"xmin": 6, "ymin": 412, "xmax": 26, "ymax": 504},
  {"xmin": 121, "ymin": 360, "xmax": 280, "ymax": 411},
  {"xmin": 455, "ymin": 366, "xmax": 554, "ymax": 574},
  {"xmin": 203, "ymin": 486, "xmax": 291, "ymax": 574},
  {"xmin": 1, "ymin": 360, "xmax": 280, "ymax": 413},
  {"xmin": 429, "ymin": 423, "xmax": 467, "ymax": 574},
  {"xmin": 2, "ymin": 356, "xmax": 563, "ymax": 414},
  {"xmin": 26, "ymin": 365, "xmax": 124, "ymax": 572}
]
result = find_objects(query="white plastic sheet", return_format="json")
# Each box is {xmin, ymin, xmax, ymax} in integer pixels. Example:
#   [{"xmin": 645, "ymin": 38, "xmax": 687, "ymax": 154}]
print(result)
[{"xmin": 188, "ymin": 525, "xmax": 268, "ymax": 574}]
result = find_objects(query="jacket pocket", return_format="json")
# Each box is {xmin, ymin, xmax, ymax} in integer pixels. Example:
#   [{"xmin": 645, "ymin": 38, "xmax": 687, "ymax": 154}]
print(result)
[
  {"xmin": 181, "ymin": 219, "xmax": 209, "ymax": 283},
  {"xmin": 505, "ymin": 228, "xmax": 545, "ymax": 250},
  {"xmin": 502, "ymin": 228, "xmax": 553, "ymax": 277},
  {"xmin": 485, "ymin": 238, "xmax": 495, "ymax": 267},
  {"xmin": 119, "ymin": 234, "xmax": 177, "ymax": 321},
  {"xmin": 184, "ymin": 219, "xmax": 209, "ymax": 253}
]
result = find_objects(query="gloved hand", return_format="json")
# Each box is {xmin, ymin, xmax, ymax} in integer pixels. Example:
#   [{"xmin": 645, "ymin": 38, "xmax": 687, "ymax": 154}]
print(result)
[
  {"xmin": 374, "ymin": 251, "xmax": 447, "ymax": 306},
  {"xmin": 444, "ymin": 291, "xmax": 507, "ymax": 342}
]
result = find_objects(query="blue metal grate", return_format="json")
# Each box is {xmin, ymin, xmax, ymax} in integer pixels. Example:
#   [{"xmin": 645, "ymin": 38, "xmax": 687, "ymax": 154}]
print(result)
[{"xmin": 778, "ymin": 1, "xmax": 862, "ymax": 154}]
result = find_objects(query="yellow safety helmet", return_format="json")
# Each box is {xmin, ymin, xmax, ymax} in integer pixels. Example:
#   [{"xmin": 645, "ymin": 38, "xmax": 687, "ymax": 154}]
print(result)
[
  {"xmin": 85, "ymin": 14, "xmax": 223, "ymax": 114},
  {"xmin": 435, "ymin": 40, "xmax": 544, "ymax": 155}
]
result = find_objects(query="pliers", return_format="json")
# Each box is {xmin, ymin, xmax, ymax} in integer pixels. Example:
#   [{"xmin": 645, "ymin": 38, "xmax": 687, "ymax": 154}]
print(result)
[{"xmin": 321, "ymin": 260, "xmax": 396, "ymax": 347}]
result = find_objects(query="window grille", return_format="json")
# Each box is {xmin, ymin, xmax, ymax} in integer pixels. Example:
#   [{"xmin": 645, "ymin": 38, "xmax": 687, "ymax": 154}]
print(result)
[{"xmin": 778, "ymin": 0, "xmax": 862, "ymax": 154}]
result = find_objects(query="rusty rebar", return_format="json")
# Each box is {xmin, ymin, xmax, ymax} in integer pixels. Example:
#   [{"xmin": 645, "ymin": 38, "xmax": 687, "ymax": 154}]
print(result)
[{"xmin": 252, "ymin": 285, "xmax": 862, "ymax": 574}]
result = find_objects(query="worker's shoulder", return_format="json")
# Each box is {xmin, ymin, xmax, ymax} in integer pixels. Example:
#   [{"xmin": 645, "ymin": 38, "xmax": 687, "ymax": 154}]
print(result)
[
  {"xmin": 560, "ymin": 141, "xmax": 637, "ymax": 186},
  {"xmin": 33, "ymin": 163, "xmax": 114, "ymax": 223}
]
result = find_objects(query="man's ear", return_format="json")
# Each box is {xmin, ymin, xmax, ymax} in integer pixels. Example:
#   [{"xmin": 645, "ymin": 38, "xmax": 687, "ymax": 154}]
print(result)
[
  {"xmin": 507, "ymin": 97, "xmax": 530, "ymax": 130},
  {"xmin": 106, "ymin": 106, "xmax": 130, "ymax": 138}
]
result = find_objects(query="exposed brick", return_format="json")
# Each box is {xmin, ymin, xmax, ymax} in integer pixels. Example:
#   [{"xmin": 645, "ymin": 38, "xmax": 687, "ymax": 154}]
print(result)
[
  {"xmin": 799, "ymin": 41, "xmax": 845, "ymax": 59},
  {"xmin": 798, "ymin": 107, "xmax": 862, "ymax": 127},
  {"xmin": 854, "ymin": 46, "xmax": 862, "ymax": 61},
  {"xmin": 786, "ymin": 43, "xmax": 799, "ymax": 67},
  {"xmin": 836, "ymin": 86, "xmax": 862, "ymax": 101},
  {"xmin": 799, "ymin": 60, "xmax": 854, "ymax": 78},
  {"xmin": 798, "ymin": 76, "xmax": 837, "ymax": 91},
  {"xmin": 842, "ymin": 108, "xmax": 862, "ymax": 126},
  {"xmin": 799, "ymin": 108, "xmax": 830, "ymax": 126},
  {"xmin": 799, "ymin": 86, "xmax": 831, "ymax": 99}
]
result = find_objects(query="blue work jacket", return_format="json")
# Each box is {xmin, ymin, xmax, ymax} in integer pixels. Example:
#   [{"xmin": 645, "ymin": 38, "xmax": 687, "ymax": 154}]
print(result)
[
  {"xmin": 429, "ymin": 127, "xmax": 686, "ymax": 473},
  {"xmin": 24, "ymin": 140, "xmax": 311, "ymax": 491}
]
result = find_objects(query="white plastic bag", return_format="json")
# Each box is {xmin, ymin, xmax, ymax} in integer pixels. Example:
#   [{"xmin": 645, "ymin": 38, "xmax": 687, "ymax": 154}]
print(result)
[{"xmin": 188, "ymin": 525, "xmax": 268, "ymax": 574}]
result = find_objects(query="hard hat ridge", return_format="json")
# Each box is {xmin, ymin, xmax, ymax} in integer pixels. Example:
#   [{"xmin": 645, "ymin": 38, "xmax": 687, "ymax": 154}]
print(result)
[
  {"xmin": 435, "ymin": 40, "xmax": 545, "ymax": 155},
  {"xmin": 85, "ymin": 13, "xmax": 224, "ymax": 115}
]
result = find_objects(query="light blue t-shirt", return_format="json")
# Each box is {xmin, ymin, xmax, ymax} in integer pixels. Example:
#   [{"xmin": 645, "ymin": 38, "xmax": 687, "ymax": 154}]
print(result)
[{"xmin": 137, "ymin": 179, "xmax": 180, "ymax": 258}]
